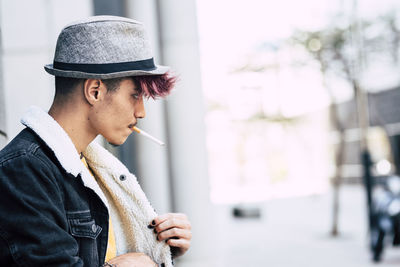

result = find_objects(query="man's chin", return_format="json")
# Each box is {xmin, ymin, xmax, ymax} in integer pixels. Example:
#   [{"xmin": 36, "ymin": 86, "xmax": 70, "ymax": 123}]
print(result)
[
  {"xmin": 104, "ymin": 137, "xmax": 128, "ymax": 147},
  {"xmin": 103, "ymin": 134, "xmax": 130, "ymax": 147}
]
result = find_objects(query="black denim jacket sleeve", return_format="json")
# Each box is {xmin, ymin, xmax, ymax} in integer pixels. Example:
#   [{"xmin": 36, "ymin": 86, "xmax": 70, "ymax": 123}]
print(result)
[{"xmin": 0, "ymin": 151, "xmax": 83, "ymax": 266}]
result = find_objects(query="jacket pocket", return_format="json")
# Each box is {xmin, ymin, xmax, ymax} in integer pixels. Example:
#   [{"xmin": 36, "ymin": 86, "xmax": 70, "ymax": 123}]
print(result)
[
  {"xmin": 69, "ymin": 218, "xmax": 102, "ymax": 239},
  {"xmin": 67, "ymin": 210, "xmax": 102, "ymax": 239},
  {"xmin": 66, "ymin": 210, "xmax": 102, "ymax": 266}
]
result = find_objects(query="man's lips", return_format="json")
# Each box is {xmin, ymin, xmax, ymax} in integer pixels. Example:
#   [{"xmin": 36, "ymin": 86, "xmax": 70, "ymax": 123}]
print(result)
[{"xmin": 128, "ymin": 123, "xmax": 136, "ymax": 129}]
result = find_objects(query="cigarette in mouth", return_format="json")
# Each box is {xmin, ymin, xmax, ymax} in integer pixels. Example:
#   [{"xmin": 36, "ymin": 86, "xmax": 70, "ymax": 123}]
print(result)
[{"xmin": 132, "ymin": 126, "xmax": 165, "ymax": 146}]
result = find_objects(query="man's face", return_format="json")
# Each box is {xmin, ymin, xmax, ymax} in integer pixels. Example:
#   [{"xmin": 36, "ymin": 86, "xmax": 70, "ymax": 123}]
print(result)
[{"xmin": 89, "ymin": 78, "xmax": 145, "ymax": 146}]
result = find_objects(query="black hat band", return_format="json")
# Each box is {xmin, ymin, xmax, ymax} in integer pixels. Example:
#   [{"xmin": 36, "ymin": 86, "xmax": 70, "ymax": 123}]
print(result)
[{"xmin": 53, "ymin": 58, "xmax": 156, "ymax": 74}]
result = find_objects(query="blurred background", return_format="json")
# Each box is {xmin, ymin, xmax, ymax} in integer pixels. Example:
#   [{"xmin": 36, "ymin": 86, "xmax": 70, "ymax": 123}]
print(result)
[{"xmin": 1, "ymin": 0, "xmax": 400, "ymax": 266}]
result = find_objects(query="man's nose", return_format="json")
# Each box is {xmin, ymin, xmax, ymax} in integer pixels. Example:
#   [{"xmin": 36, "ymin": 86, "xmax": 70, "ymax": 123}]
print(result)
[{"xmin": 134, "ymin": 97, "xmax": 146, "ymax": 119}]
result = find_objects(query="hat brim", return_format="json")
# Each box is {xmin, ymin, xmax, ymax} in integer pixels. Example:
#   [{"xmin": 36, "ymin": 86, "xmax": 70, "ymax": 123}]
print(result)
[{"xmin": 44, "ymin": 64, "xmax": 170, "ymax": 79}]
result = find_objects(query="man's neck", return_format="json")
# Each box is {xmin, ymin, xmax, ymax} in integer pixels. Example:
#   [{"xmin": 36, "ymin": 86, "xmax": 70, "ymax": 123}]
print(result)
[{"xmin": 48, "ymin": 102, "xmax": 97, "ymax": 155}]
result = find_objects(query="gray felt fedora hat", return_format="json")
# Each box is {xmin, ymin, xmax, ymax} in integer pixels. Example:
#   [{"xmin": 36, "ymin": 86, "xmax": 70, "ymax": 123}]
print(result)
[{"xmin": 44, "ymin": 15, "xmax": 169, "ymax": 79}]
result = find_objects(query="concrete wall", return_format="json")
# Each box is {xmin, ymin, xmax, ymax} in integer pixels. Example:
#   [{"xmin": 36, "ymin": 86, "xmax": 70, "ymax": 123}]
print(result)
[{"xmin": 156, "ymin": 0, "xmax": 215, "ymax": 266}]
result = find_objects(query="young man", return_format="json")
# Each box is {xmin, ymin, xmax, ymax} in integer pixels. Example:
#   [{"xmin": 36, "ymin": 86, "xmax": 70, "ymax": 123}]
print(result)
[{"xmin": 0, "ymin": 16, "xmax": 191, "ymax": 267}]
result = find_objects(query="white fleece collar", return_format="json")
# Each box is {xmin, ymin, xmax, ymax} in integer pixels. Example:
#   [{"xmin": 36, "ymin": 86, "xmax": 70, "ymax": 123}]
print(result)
[{"xmin": 20, "ymin": 106, "xmax": 109, "ymax": 208}]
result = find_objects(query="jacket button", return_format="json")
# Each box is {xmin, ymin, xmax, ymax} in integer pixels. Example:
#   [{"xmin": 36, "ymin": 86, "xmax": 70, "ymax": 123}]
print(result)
[
  {"xmin": 91, "ymin": 224, "xmax": 97, "ymax": 233},
  {"xmin": 119, "ymin": 174, "xmax": 126, "ymax": 181}
]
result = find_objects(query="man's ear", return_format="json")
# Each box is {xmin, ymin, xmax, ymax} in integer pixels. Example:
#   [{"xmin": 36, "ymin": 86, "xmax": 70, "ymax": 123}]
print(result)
[{"xmin": 83, "ymin": 79, "xmax": 104, "ymax": 105}]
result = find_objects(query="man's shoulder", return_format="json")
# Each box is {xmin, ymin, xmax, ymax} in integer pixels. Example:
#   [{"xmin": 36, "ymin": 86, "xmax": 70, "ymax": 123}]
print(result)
[
  {"xmin": 0, "ymin": 128, "xmax": 50, "ymax": 166},
  {"xmin": 0, "ymin": 128, "xmax": 66, "ymax": 190}
]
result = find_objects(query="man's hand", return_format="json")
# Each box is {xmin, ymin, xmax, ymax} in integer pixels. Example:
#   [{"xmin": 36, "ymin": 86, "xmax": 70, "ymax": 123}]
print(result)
[
  {"xmin": 107, "ymin": 252, "xmax": 157, "ymax": 267},
  {"xmin": 151, "ymin": 213, "xmax": 192, "ymax": 258}
]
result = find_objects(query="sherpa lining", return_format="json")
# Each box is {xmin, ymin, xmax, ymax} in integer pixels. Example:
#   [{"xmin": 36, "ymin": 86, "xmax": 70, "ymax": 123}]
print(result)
[{"xmin": 20, "ymin": 106, "xmax": 173, "ymax": 266}]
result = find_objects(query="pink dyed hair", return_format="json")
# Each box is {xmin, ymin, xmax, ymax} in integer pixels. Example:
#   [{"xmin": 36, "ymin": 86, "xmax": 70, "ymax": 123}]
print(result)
[{"xmin": 134, "ymin": 72, "xmax": 177, "ymax": 99}]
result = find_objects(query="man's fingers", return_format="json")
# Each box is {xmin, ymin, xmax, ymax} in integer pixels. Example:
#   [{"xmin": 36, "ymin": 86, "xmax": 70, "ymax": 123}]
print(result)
[
  {"xmin": 150, "ymin": 213, "xmax": 192, "ymax": 258},
  {"xmin": 155, "ymin": 218, "xmax": 191, "ymax": 233},
  {"xmin": 166, "ymin": 237, "xmax": 191, "ymax": 248},
  {"xmin": 152, "ymin": 213, "xmax": 188, "ymax": 226},
  {"xmin": 156, "ymin": 227, "xmax": 192, "ymax": 242}
]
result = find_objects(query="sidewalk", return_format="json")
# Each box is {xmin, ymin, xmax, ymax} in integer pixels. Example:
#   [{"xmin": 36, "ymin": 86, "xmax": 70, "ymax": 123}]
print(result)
[{"xmin": 211, "ymin": 185, "xmax": 400, "ymax": 267}]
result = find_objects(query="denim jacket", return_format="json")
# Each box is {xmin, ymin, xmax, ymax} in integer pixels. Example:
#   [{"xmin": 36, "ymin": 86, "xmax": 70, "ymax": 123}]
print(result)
[
  {"xmin": 0, "ymin": 106, "xmax": 172, "ymax": 267},
  {"xmin": 0, "ymin": 127, "xmax": 108, "ymax": 266}
]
